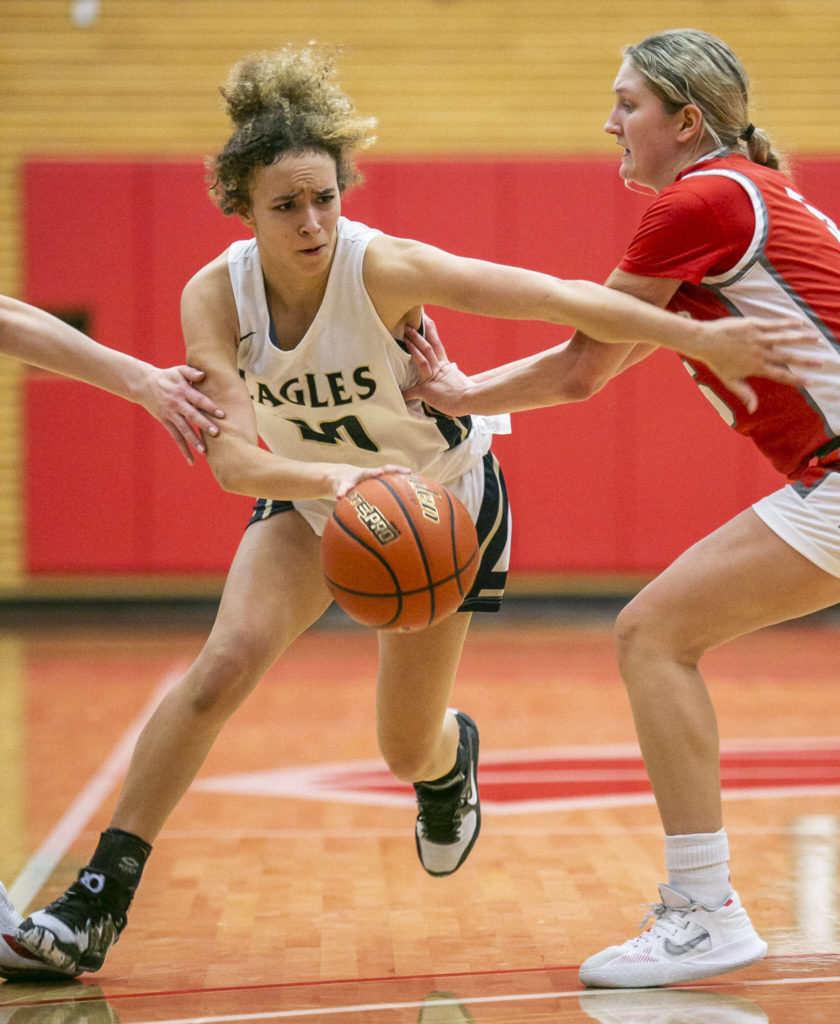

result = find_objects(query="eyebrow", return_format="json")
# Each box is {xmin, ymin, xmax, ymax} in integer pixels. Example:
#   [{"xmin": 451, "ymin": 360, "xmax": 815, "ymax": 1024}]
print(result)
[{"xmin": 271, "ymin": 186, "xmax": 336, "ymax": 203}]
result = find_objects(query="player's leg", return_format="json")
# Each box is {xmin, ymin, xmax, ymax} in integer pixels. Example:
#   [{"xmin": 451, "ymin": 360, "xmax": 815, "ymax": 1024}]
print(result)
[
  {"xmin": 377, "ymin": 452, "xmax": 511, "ymax": 877},
  {"xmin": 376, "ymin": 612, "xmax": 473, "ymax": 783},
  {"xmin": 580, "ymin": 505, "xmax": 840, "ymax": 988},
  {"xmin": 14, "ymin": 510, "xmax": 331, "ymax": 977},
  {"xmin": 109, "ymin": 511, "xmax": 329, "ymax": 841},
  {"xmin": 377, "ymin": 612, "xmax": 478, "ymax": 877},
  {"xmin": 616, "ymin": 506, "xmax": 840, "ymax": 838}
]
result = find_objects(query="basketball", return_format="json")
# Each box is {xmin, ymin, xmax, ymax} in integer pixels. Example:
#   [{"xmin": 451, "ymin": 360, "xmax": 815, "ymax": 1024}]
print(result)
[{"xmin": 321, "ymin": 472, "xmax": 479, "ymax": 632}]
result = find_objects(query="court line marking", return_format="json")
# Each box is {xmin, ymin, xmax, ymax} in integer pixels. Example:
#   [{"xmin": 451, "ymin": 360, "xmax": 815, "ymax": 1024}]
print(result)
[
  {"xmin": 145, "ymin": 823, "xmax": 837, "ymax": 839},
  {"xmin": 119, "ymin": 974, "xmax": 840, "ymax": 1024},
  {"xmin": 3, "ymin": 963, "xmax": 840, "ymax": 1012},
  {"xmin": 789, "ymin": 815, "xmax": 840, "ymax": 951},
  {"xmin": 129, "ymin": 992, "xmax": 573, "ymax": 1024},
  {"xmin": 7, "ymin": 665, "xmax": 185, "ymax": 913},
  {"xmin": 193, "ymin": 736, "xmax": 840, "ymax": 814}
]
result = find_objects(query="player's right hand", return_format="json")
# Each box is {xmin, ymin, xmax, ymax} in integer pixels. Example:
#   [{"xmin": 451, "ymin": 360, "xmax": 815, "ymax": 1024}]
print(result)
[
  {"xmin": 689, "ymin": 315, "xmax": 824, "ymax": 414},
  {"xmin": 330, "ymin": 463, "xmax": 412, "ymax": 500}
]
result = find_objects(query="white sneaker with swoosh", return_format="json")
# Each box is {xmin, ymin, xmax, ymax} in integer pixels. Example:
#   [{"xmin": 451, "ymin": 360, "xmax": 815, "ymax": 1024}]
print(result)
[
  {"xmin": 579, "ymin": 884, "xmax": 768, "ymax": 988},
  {"xmin": 0, "ymin": 882, "xmax": 77, "ymax": 980}
]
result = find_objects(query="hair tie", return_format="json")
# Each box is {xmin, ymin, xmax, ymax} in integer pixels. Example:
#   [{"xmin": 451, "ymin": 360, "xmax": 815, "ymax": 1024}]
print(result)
[{"xmin": 740, "ymin": 123, "xmax": 755, "ymax": 141}]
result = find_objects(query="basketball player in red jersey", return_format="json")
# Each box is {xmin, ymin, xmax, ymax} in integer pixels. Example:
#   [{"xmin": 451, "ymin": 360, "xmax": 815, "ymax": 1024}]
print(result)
[{"xmin": 405, "ymin": 28, "xmax": 840, "ymax": 989}]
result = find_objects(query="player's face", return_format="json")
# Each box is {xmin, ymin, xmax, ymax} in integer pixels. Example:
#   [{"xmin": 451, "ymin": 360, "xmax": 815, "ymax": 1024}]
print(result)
[
  {"xmin": 604, "ymin": 60, "xmax": 689, "ymax": 192},
  {"xmin": 239, "ymin": 150, "xmax": 341, "ymax": 278}
]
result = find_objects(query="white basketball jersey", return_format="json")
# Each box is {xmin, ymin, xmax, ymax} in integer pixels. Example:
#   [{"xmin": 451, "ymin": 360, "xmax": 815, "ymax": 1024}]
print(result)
[{"xmin": 229, "ymin": 217, "xmax": 503, "ymax": 487}]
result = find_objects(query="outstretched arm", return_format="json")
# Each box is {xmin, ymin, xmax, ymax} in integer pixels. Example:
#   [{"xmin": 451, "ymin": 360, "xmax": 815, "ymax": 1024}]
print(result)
[
  {"xmin": 403, "ymin": 315, "xmax": 647, "ymax": 415},
  {"xmin": 365, "ymin": 236, "xmax": 820, "ymax": 379},
  {"xmin": 0, "ymin": 294, "xmax": 225, "ymax": 463},
  {"xmin": 398, "ymin": 264, "xmax": 823, "ymax": 416}
]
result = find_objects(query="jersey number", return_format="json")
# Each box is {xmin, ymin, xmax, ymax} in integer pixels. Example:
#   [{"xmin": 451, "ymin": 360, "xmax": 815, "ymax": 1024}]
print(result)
[
  {"xmin": 681, "ymin": 360, "xmax": 737, "ymax": 426},
  {"xmin": 287, "ymin": 415, "xmax": 380, "ymax": 452},
  {"xmin": 785, "ymin": 186, "xmax": 840, "ymax": 245}
]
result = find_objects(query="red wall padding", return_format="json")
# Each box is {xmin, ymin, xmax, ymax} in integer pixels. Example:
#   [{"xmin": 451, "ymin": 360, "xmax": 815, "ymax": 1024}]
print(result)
[{"xmin": 25, "ymin": 157, "xmax": 838, "ymax": 577}]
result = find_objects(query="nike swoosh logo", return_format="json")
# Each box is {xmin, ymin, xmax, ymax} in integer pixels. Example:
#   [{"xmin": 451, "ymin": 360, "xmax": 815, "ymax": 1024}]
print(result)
[
  {"xmin": 663, "ymin": 930, "xmax": 711, "ymax": 957},
  {"xmin": 465, "ymin": 765, "xmax": 478, "ymax": 807}
]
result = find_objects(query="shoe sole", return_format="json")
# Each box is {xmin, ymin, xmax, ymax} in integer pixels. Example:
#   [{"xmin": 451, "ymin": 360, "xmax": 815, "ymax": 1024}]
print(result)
[
  {"xmin": 15, "ymin": 919, "xmax": 89, "ymax": 975},
  {"xmin": 580, "ymin": 937, "xmax": 768, "ymax": 988},
  {"xmin": 0, "ymin": 932, "xmax": 81, "ymax": 980}
]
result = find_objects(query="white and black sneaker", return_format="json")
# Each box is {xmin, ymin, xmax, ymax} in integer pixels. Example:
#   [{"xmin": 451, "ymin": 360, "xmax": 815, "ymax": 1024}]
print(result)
[
  {"xmin": 0, "ymin": 881, "xmax": 78, "ymax": 980},
  {"xmin": 15, "ymin": 872, "xmax": 128, "ymax": 976},
  {"xmin": 414, "ymin": 710, "xmax": 480, "ymax": 877},
  {"xmin": 579, "ymin": 884, "xmax": 768, "ymax": 988}
]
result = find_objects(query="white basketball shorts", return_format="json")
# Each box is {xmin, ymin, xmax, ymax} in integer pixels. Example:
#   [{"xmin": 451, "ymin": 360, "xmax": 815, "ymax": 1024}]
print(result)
[{"xmin": 753, "ymin": 472, "xmax": 840, "ymax": 578}]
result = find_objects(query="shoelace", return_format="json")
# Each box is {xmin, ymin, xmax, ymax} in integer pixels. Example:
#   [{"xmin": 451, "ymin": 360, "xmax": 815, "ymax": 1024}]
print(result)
[
  {"xmin": 417, "ymin": 780, "xmax": 466, "ymax": 842},
  {"xmin": 632, "ymin": 901, "xmax": 694, "ymax": 946}
]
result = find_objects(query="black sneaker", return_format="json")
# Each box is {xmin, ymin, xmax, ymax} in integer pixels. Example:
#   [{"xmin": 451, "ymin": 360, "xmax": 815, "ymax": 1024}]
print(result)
[
  {"xmin": 15, "ymin": 871, "xmax": 128, "ymax": 975},
  {"xmin": 414, "ymin": 710, "xmax": 480, "ymax": 876}
]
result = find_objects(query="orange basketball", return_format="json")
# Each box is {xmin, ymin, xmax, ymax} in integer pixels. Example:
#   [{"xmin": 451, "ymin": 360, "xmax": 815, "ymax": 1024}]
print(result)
[{"xmin": 321, "ymin": 472, "xmax": 479, "ymax": 632}]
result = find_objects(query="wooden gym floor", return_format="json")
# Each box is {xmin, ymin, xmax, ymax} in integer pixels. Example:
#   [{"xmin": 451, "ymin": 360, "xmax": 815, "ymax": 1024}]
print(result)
[{"xmin": 1, "ymin": 597, "xmax": 839, "ymax": 1022}]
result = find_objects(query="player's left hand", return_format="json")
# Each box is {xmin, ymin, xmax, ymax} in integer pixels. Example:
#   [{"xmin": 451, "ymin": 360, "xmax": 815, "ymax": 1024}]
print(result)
[
  {"xmin": 144, "ymin": 365, "xmax": 226, "ymax": 464},
  {"xmin": 402, "ymin": 316, "xmax": 473, "ymax": 415},
  {"xmin": 691, "ymin": 316, "xmax": 824, "ymax": 413}
]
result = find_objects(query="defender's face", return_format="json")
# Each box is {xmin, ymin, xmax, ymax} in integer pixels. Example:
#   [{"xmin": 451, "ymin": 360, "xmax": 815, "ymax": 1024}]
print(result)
[{"xmin": 604, "ymin": 60, "xmax": 687, "ymax": 192}]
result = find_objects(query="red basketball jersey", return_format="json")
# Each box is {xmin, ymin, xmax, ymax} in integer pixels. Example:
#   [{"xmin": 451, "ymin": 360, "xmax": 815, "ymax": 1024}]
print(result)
[{"xmin": 619, "ymin": 152, "xmax": 840, "ymax": 483}]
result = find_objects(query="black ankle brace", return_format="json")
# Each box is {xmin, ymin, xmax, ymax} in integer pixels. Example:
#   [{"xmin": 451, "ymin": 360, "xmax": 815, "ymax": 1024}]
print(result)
[{"xmin": 88, "ymin": 828, "xmax": 153, "ymax": 897}]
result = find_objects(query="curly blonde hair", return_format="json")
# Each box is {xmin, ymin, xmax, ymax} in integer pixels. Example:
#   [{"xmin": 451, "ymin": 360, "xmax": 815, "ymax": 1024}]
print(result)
[{"xmin": 208, "ymin": 44, "xmax": 378, "ymax": 215}]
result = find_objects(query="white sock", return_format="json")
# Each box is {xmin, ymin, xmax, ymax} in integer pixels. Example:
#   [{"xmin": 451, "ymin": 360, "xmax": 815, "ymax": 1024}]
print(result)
[{"xmin": 665, "ymin": 828, "xmax": 731, "ymax": 906}]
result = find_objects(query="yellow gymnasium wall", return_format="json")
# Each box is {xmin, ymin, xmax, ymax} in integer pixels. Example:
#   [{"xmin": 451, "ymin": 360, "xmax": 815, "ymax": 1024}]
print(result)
[{"xmin": 2, "ymin": 0, "xmax": 839, "ymax": 591}]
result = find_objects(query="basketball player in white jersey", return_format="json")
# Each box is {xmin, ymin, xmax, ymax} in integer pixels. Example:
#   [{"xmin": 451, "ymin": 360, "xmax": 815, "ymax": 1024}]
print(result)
[
  {"xmin": 404, "ymin": 29, "xmax": 840, "ymax": 992},
  {"xmin": 3, "ymin": 42, "xmax": 816, "ymax": 981}
]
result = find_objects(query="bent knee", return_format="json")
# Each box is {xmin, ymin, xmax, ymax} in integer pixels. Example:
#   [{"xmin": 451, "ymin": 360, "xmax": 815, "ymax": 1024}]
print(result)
[
  {"xmin": 614, "ymin": 597, "xmax": 704, "ymax": 671},
  {"xmin": 187, "ymin": 636, "xmax": 271, "ymax": 715},
  {"xmin": 614, "ymin": 599, "xmax": 650, "ymax": 660}
]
